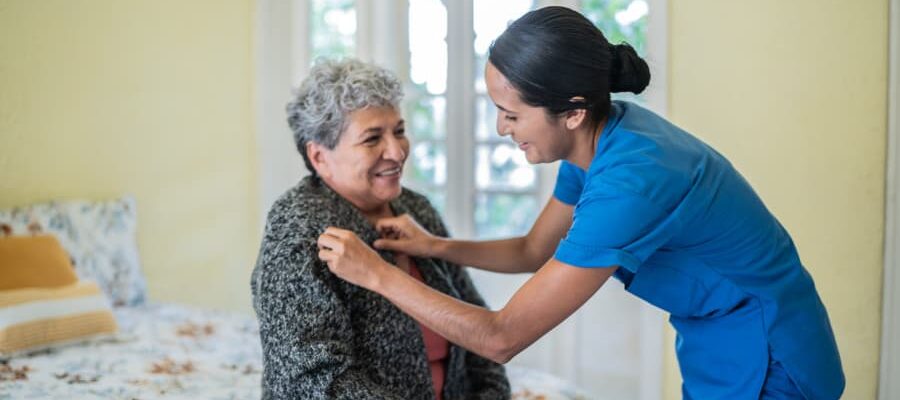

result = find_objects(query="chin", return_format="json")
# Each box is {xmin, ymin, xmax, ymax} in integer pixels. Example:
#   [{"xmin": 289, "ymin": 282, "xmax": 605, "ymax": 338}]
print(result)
[
  {"xmin": 524, "ymin": 151, "xmax": 544, "ymax": 165},
  {"xmin": 373, "ymin": 184, "xmax": 403, "ymax": 203}
]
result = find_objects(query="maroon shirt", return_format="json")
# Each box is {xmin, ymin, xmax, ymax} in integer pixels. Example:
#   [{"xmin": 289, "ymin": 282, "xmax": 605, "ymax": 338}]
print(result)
[{"xmin": 408, "ymin": 261, "xmax": 449, "ymax": 400}]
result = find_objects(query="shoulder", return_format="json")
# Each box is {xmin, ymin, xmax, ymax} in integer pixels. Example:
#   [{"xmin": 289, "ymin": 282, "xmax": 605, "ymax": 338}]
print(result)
[
  {"xmin": 588, "ymin": 102, "xmax": 698, "ymax": 207},
  {"xmin": 253, "ymin": 179, "xmax": 347, "ymax": 299},
  {"xmin": 264, "ymin": 177, "xmax": 342, "ymax": 239}
]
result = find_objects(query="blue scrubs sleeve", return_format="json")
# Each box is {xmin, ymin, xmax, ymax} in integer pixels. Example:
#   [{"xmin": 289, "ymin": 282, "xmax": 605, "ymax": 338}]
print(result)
[
  {"xmin": 553, "ymin": 161, "xmax": 585, "ymax": 206},
  {"xmin": 554, "ymin": 188, "xmax": 682, "ymax": 272}
]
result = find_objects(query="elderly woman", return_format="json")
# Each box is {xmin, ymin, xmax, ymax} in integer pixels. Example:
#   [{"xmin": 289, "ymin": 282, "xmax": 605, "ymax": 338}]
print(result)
[{"xmin": 250, "ymin": 58, "xmax": 510, "ymax": 400}]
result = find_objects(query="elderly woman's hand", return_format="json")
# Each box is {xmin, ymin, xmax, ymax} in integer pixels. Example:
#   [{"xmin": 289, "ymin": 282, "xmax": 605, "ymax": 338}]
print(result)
[
  {"xmin": 318, "ymin": 227, "xmax": 390, "ymax": 290},
  {"xmin": 373, "ymin": 214, "xmax": 442, "ymax": 258}
]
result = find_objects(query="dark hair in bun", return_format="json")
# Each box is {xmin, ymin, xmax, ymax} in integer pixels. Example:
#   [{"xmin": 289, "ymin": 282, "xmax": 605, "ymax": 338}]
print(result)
[
  {"xmin": 609, "ymin": 43, "xmax": 650, "ymax": 94},
  {"xmin": 488, "ymin": 6, "xmax": 650, "ymax": 126}
]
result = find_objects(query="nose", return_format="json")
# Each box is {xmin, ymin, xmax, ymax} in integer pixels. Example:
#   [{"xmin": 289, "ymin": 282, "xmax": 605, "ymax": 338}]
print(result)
[
  {"xmin": 383, "ymin": 134, "xmax": 407, "ymax": 162},
  {"xmin": 497, "ymin": 116, "xmax": 511, "ymax": 137}
]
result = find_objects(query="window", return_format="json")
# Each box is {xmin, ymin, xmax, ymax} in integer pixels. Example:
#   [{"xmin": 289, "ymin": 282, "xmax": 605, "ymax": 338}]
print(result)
[
  {"xmin": 583, "ymin": 0, "xmax": 650, "ymax": 106},
  {"xmin": 310, "ymin": 0, "xmax": 357, "ymax": 59},
  {"xmin": 405, "ymin": 0, "xmax": 539, "ymax": 239},
  {"xmin": 405, "ymin": 0, "xmax": 449, "ymax": 215},
  {"xmin": 399, "ymin": 0, "xmax": 655, "ymax": 241}
]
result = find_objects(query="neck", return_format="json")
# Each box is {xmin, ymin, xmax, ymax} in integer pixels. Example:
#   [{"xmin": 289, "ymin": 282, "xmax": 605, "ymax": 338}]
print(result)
[
  {"xmin": 566, "ymin": 119, "xmax": 606, "ymax": 171},
  {"xmin": 318, "ymin": 178, "xmax": 394, "ymax": 224},
  {"xmin": 359, "ymin": 202, "xmax": 393, "ymax": 225}
]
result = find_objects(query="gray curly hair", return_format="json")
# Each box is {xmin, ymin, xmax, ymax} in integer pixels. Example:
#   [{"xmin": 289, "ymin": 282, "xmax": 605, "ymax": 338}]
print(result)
[{"xmin": 287, "ymin": 58, "xmax": 404, "ymax": 177}]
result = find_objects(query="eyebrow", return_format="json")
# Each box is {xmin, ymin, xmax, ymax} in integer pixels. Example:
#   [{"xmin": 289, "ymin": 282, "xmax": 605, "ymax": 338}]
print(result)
[
  {"xmin": 495, "ymin": 103, "xmax": 516, "ymax": 114},
  {"xmin": 358, "ymin": 120, "xmax": 405, "ymax": 138}
]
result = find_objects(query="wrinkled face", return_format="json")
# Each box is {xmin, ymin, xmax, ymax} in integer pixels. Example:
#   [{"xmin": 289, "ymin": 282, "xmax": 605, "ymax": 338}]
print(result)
[
  {"xmin": 485, "ymin": 62, "xmax": 571, "ymax": 164},
  {"xmin": 310, "ymin": 106, "xmax": 408, "ymax": 211}
]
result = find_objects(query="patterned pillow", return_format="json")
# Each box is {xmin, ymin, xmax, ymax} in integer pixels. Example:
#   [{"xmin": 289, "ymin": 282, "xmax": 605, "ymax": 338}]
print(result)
[{"xmin": 0, "ymin": 197, "xmax": 146, "ymax": 306}]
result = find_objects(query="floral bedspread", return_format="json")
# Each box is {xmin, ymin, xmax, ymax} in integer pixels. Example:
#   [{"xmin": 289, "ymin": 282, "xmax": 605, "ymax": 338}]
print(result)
[{"xmin": 0, "ymin": 303, "xmax": 588, "ymax": 400}]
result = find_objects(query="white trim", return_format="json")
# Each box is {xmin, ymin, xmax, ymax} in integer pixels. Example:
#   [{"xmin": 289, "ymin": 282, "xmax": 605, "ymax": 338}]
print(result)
[
  {"xmin": 290, "ymin": 0, "xmax": 310, "ymax": 80},
  {"xmin": 254, "ymin": 0, "xmax": 308, "ymax": 224},
  {"xmin": 879, "ymin": 0, "xmax": 900, "ymax": 398},
  {"xmin": 445, "ymin": 0, "xmax": 476, "ymax": 238},
  {"xmin": 357, "ymin": 0, "xmax": 409, "ymax": 72},
  {"xmin": 355, "ymin": 0, "xmax": 374, "ymax": 62}
]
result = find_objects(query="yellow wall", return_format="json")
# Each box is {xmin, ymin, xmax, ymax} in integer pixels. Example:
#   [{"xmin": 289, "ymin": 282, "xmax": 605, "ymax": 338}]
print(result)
[
  {"xmin": 0, "ymin": 0, "xmax": 258, "ymax": 312},
  {"xmin": 1, "ymin": 0, "xmax": 890, "ymax": 396},
  {"xmin": 665, "ymin": 1, "xmax": 888, "ymax": 398}
]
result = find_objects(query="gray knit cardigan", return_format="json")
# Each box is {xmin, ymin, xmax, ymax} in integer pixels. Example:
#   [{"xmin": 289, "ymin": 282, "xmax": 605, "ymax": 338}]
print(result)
[{"xmin": 251, "ymin": 176, "xmax": 511, "ymax": 399}]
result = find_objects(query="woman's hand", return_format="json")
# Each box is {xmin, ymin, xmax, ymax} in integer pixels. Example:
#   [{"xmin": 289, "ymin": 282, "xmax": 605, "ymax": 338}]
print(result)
[
  {"xmin": 317, "ymin": 227, "xmax": 390, "ymax": 290},
  {"xmin": 373, "ymin": 214, "xmax": 441, "ymax": 258}
]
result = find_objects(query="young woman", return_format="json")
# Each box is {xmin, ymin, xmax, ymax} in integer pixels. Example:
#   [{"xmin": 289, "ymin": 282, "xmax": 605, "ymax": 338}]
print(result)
[{"xmin": 317, "ymin": 6, "xmax": 844, "ymax": 399}]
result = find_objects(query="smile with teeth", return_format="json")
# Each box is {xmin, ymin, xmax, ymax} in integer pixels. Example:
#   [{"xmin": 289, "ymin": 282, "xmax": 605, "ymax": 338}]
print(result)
[{"xmin": 374, "ymin": 166, "xmax": 402, "ymax": 177}]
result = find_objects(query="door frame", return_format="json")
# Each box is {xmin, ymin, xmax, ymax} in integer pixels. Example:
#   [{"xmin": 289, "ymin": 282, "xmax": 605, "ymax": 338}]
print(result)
[{"xmin": 879, "ymin": 0, "xmax": 899, "ymax": 398}]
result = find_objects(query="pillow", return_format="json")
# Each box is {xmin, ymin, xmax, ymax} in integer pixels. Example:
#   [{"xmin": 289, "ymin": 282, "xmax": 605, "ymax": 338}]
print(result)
[
  {"xmin": 0, "ymin": 235, "xmax": 79, "ymax": 290},
  {"xmin": 0, "ymin": 280, "xmax": 118, "ymax": 358},
  {"xmin": 0, "ymin": 196, "xmax": 146, "ymax": 306}
]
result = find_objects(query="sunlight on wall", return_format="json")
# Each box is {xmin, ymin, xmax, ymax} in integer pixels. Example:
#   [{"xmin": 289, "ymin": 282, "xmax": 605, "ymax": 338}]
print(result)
[
  {"xmin": 0, "ymin": 0, "xmax": 259, "ymax": 313},
  {"xmin": 665, "ymin": 1, "xmax": 888, "ymax": 398}
]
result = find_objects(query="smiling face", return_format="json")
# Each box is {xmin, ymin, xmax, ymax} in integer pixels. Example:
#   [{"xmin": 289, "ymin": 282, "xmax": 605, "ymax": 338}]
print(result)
[
  {"xmin": 307, "ymin": 106, "xmax": 408, "ymax": 212},
  {"xmin": 485, "ymin": 62, "xmax": 575, "ymax": 165}
]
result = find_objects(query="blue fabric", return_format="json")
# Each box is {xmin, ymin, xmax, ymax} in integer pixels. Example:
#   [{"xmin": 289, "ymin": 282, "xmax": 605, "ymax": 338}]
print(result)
[
  {"xmin": 758, "ymin": 360, "xmax": 807, "ymax": 400},
  {"xmin": 553, "ymin": 101, "xmax": 844, "ymax": 399}
]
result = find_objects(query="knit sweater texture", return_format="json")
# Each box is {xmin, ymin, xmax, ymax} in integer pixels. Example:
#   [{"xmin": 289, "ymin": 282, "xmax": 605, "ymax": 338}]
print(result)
[{"xmin": 251, "ymin": 177, "xmax": 511, "ymax": 399}]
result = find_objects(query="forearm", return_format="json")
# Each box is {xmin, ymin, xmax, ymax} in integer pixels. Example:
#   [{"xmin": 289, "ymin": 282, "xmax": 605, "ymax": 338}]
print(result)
[
  {"xmin": 433, "ymin": 236, "xmax": 546, "ymax": 273},
  {"xmin": 450, "ymin": 267, "xmax": 511, "ymax": 398},
  {"xmin": 367, "ymin": 258, "xmax": 615, "ymax": 365},
  {"xmin": 374, "ymin": 266, "xmax": 522, "ymax": 363},
  {"xmin": 431, "ymin": 198, "xmax": 571, "ymax": 273}
]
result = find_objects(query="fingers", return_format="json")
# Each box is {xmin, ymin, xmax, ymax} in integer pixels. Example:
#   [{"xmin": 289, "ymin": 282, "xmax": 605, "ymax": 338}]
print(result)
[
  {"xmin": 323, "ymin": 226, "xmax": 350, "ymax": 239},
  {"xmin": 374, "ymin": 217, "xmax": 402, "ymax": 234},
  {"xmin": 376, "ymin": 214, "xmax": 421, "ymax": 237},
  {"xmin": 317, "ymin": 234, "xmax": 342, "ymax": 252},
  {"xmin": 318, "ymin": 248, "xmax": 333, "ymax": 262},
  {"xmin": 373, "ymin": 238, "xmax": 399, "ymax": 250},
  {"xmin": 379, "ymin": 226, "xmax": 401, "ymax": 240}
]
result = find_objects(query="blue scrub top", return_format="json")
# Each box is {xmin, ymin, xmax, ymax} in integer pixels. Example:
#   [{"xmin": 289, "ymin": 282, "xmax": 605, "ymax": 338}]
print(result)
[{"xmin": 553, "ymin": 101, "xmax": 844, "ymax": 399}]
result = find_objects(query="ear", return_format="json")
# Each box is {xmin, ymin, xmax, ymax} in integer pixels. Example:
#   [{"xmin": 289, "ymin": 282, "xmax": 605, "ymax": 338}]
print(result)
[
  {"xmin": 564, "ymin": 108, "xmax": 588, "ymax": 131},
  {"xmin": 564, "ymin": 96, "xmax": 589, "ymax": 130},
  {"xmin": 306, "ymin": 141, "xmax": 332, "ymax": 180}
]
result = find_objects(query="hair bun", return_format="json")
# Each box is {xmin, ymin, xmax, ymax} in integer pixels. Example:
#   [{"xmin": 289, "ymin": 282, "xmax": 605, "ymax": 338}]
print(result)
[{"xmin": 608, "ymin": 43, "xmax": 651, "ymax": 94}]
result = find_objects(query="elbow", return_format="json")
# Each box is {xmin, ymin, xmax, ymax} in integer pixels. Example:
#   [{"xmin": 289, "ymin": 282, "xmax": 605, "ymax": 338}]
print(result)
[{"xmin": 484, "ymin": 330, "xmax": 525, "ymax": 364}]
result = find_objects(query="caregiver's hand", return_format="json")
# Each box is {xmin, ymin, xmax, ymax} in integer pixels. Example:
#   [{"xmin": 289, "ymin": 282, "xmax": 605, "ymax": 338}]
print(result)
[
  {"xmin": 373, "ymin": 214, "xmax": 440, "ymax": 258},
  {"xmin": 317, "ymin": 227, "xmax": 389, "ymax": 290}
]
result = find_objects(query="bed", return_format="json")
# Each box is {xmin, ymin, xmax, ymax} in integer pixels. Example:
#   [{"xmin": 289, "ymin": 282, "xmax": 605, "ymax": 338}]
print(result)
[
  {"xmin": 0, "ymin": 197, "xmax": 590, "ymax": 400},
  {"xmin": 1, "ymin": 302, "xmax": 589, "ymax": 400}
]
